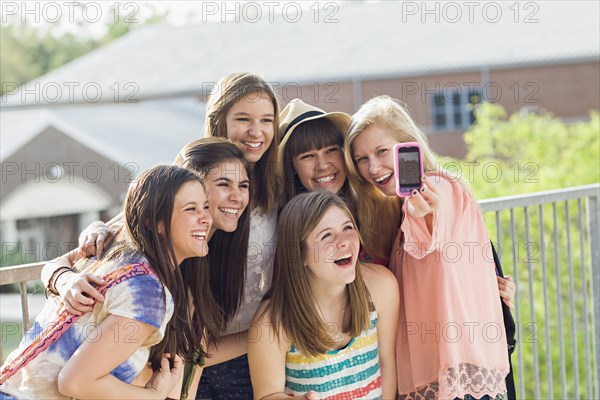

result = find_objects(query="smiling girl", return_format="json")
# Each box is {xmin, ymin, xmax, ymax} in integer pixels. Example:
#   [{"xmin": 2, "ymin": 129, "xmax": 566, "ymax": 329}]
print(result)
[
  {"xmin": 345, "ymin": 95, "xmax": 510, "ymax": 399},
  {"xmin": 0, "ymin": 165, "xmax": 212, "ymax": 399},
  {"xmin": 248, "ymin": 191, "xmax": 399, "ymax": 400}
]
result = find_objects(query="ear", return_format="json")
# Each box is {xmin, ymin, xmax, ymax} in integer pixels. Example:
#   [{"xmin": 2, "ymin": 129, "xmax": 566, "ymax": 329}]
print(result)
[{"xmin": 157, "ymin": 221, "xmax": 165, "ymax": 235}]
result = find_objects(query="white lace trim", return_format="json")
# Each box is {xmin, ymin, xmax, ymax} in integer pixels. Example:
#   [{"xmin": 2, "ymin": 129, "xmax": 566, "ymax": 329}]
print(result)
[{"xmin": 399, "ymin": 363, "xmax": 507, "ymax": 400}]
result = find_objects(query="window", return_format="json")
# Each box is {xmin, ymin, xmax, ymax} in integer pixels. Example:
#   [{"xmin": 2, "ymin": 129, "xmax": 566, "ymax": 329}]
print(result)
[{"xmin": 431, "ymin": 87, "xmax": 482, "ymax": 131}]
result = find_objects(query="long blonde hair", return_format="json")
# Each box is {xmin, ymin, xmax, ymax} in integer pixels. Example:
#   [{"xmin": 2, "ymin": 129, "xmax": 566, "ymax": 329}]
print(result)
[
  {"xmin": 204, "ymin": 72, "xmax": 280, "ymax": 211},
  {"xmin": 343, "ymin": 95, "xmax": 443, "ymax": 259},
  {"xmin": 263, "ymin": 191, "xmax": 371, "ymax": 357}
]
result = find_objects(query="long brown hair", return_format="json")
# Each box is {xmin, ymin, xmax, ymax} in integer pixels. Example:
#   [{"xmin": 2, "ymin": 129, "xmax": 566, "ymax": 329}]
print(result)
[
  {"xmin": 95, "ymin": 165, "xmax": 211, "ymax": 369},
  {"xmin": 175, "ymin": 137, "xmax": 250, "ymax": 331},
  {"xmin": 204, "ymin": 72, "xmax": 280, "ymax": 211},
  {"xmin": 263, "ymin": 191, "xmax": 371, "ymax": 357}
]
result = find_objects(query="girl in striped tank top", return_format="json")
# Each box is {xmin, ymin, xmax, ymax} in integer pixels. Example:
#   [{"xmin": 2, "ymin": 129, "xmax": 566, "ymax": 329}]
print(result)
[{"xmin": 249, "ymin": 191, "xmax": 399, "ymax": 399}]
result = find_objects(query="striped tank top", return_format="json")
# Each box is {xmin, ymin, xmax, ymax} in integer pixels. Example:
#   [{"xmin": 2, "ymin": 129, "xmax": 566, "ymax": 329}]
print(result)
[{"xmin": 284, "ymin": 308, "xmax": 382, "ymax": 400}]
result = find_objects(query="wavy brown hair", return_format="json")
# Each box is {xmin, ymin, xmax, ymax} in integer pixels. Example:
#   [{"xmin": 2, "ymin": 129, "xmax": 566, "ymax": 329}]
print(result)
[
  {"xmin": 262, "ymin": 191, "xmax": 371, "ymax": 357},
  {"xmin": 90, "ymin": 165, "xmax": 212, "ymax": 369},
  {"xmin": 175, "ymin": 137, "xmax": 250, "ymax": 332},
  {"xmin": 204, "ymin": 72, "xmax": 280, "ymax": 211}
]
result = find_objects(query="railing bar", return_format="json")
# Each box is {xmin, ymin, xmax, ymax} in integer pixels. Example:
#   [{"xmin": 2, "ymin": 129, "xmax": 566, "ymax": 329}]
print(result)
[
  {"xmin": 588, "ymin": 193, "xmax": 600, "ymax": 399},
  {"xmin": 510, "ymin": 208, "xmax": 525, "ymax": 399},
  {"xmin": 553, "ymin": 202, "xmax": 567, "ymax": 398},
  {"xmin": 524, "ymin": 207, "xmax": 540, "ymax": 398},
  {"xmin": 539, "ymin": 205, "xmax": 553, "ymax": 398},
  {"xmin": 566, "ymin": 201, "xmax": 580, "ymax": 399},
  {"xmin": 19, "ymin": 282, "xmax": 30, "ymax": 331},
  {"xmin": 479, "ymin": 183, "xmax": 600, "ymax": 211},
  {"xmin": 579, "ymin": 199, "xmax": 593, "ymax": 397},
  {"xmin": 495, "ymin": 211, "xmax": 502, "ymax": 264}
]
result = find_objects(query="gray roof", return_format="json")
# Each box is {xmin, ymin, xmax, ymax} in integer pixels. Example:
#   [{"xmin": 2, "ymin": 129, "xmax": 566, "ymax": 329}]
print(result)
[
  {"xmin": 2, "ymin": 0, "xmax": 598, "ymax": 106},
  {"xmin": 0, "ymin": 97, "xmax": 204, "ymax": 169}
]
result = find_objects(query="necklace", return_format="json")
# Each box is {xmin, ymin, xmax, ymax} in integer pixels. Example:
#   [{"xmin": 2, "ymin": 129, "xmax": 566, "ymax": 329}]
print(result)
[{"xmin": 316, "ymin": 299, "xmax": 347, "ymax": 343}]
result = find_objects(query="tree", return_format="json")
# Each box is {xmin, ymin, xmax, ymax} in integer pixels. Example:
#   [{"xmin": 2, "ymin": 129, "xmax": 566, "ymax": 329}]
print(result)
[{"xmin": 0, "ymin": 8, "xmax": 168, "ymax": 96}]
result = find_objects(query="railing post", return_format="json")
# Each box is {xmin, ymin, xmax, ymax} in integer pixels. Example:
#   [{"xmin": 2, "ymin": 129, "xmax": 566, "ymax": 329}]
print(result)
[{"xmin": 588, "ymin": 192, "xmax": 600, "ymax": 398}]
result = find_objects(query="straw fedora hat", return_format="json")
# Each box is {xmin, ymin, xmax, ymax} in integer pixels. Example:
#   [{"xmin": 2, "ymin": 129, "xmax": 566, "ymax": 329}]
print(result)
[{"xmin": 278, "ymin": 99, "xmax": 351, "ymax": 172}]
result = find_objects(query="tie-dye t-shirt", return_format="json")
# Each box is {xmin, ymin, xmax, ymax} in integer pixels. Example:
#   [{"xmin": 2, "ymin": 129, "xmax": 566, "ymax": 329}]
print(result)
[{"xmin": 0, "ymin": 252, "xmax": 174, "ymax": 399}]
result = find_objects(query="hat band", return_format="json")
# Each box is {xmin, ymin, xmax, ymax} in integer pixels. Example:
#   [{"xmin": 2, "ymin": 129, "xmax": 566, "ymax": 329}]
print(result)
[{"xmin": 283, "ymin": 110, "xmax": 325, "ymax": 138}]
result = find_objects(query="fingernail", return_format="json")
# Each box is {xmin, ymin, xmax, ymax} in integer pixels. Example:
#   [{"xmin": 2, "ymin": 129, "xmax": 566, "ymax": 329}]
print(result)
[
  {"xmin": 420, "ymin": 186, "xmax": 426, "ymax": 193},
  {"xmin": 421, "ymin": 175, "xmax": 426, "ymax": 182},
  {"xmin": 412, "ymin": 190, "xmax": 418, "ymax": 195}
]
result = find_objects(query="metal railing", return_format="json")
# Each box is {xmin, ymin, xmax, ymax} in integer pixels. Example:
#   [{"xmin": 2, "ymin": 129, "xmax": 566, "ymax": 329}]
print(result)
[
  {"xmin": 480, "ymin": 184, "xmax": 599, "ymax": 399},
  {"xmin": 1, "ymin": 184, "xmax": 599, "ymax": 398}
]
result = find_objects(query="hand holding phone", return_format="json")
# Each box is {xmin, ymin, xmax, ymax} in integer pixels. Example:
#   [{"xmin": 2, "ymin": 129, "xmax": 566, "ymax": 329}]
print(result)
[{"xmin": 393, "ymin": 142, "xmax": 423, "ymax": 197}]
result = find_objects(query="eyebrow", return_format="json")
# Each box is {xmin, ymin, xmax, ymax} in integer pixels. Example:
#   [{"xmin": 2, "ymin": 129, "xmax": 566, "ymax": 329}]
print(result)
[
  {"xmin": 232, "ymin": 112, "xmax": 275, "ymax": 117},
  {"xmin": 315, "ymin": 219, "xmax": 353, "ymax": 238},
  {"xmin": 213, "ymin": 177, "xmax": 250, "ymax": 184}
]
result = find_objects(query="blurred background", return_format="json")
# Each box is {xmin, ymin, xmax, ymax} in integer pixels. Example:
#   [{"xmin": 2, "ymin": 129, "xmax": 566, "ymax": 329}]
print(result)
[{"xmin": 1, "ymin": 1, "xmax": 599, "ymax": 398}]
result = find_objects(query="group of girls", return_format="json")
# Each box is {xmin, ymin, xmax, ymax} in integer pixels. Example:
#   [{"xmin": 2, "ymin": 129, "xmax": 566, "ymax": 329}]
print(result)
[{"xmin": 0, "ymin": 72, "xmax": 515, "ymax": 400}]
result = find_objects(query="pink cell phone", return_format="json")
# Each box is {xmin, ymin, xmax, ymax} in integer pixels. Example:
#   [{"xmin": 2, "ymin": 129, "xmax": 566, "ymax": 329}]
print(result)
[{"xmin": 393, "ymin": 142, "xmax": 423, "ymax": 197}]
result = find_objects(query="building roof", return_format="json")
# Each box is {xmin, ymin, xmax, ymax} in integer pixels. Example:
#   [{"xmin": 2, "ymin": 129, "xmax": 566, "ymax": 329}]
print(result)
[
  {"xmin": 2, "ymin": 0, "xmax": 598, "ymax": 106},
  {"xmin": 0, "ymin": 97, "xmax": 204, "ymax": 169}
]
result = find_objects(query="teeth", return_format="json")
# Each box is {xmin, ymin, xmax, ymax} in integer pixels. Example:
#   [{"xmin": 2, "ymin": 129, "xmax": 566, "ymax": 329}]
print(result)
[
  {"xmin": 191, "ymin": 231, "xmax": 207, "ymax": 240},
  {"xmin": 243, "ymin": 141, "xmax": 261, "ymax": 148},
  {"xmin": 219, "ymin": 208, "xmax": 239, "ymax": 215},
  {"xmin": 335, "ymin": 253, "xmax": 352, "ymax": 262},
  {"xmin": 315, "ymin": 174, "xmax": 335, "ymax": 183},
  {"xmin": 375, "ymin": 173, "xmax": 392, "ymax": 183}
]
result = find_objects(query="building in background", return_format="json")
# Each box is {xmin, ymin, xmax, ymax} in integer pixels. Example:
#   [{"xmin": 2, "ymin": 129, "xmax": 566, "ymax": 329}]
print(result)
[{"xmin": 1, "ymin": 1, "xmax": 598, "ymax": 260}]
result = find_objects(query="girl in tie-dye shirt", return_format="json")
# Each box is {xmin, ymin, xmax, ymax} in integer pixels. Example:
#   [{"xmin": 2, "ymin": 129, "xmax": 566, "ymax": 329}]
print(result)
[{"xmin": 0, "ymin": 165, "xmax": 213, "ymax": 399}]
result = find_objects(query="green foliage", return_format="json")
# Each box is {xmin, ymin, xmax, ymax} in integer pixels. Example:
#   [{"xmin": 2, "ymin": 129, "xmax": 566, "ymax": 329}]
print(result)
[
  {"xmin": 449, "ymin": 103, "xmax": 600, "ymax": 398},
  {"xmin": 451, "ymin": 103, "xmax": 600, "ymax": 200}
]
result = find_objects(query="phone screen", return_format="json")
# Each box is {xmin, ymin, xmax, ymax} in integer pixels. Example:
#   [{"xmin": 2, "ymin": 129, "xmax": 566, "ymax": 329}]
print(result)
[{"xmin": 398, "ymin": 147, "xmax": 422, "ymax": 190}]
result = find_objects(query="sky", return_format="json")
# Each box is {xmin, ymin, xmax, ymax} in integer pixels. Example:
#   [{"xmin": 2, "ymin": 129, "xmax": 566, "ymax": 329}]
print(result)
[{"xmin": 0, "ymin": 1, "xmax": 348, "ymax": 38}]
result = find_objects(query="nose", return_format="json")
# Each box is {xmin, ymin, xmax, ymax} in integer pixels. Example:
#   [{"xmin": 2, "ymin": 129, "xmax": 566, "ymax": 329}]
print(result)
[
  {"xmin": 368, "ymin": 158, "xmax": 381, "ymax": 176},
  {"xmin": 229, "ymin": 186, "xmax": 243, "ymax": 202},
  {"xmin": 247, "ymin": 120, "xmax": 260, "ymax": 137},
  {"xmin": 199, "ymin": 208, "xmax": 213, "ymax": 229},
  {"xmin": 314, "ymin": 154, "xmax": 330, "ymax": 172}
]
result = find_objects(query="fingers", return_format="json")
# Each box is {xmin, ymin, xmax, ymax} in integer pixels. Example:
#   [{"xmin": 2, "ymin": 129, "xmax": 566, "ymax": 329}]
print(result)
[
  {"xmin": 170, "ymin": 354, "xmax": 183, "ymax": 375},
  {"xmin": 418, "ymin": 182, "xmax": 440, "ymax": 209},
  {"xmin": 304, "ymin": 391, "xmax": 319, "ymax": 400},
  {"xmin": 160, "ymin": 354, "xmax": 171, "ymax": 373},
  {"xmin": 81, "ymin": 274, "xmax": 106, "ymax": 302},
  {"xmin": 78, "ymin": 224, "xmax": 112, "ymax": 258},
  {"xmin": 62, "ymin": 297, "xmax": 84, "ymax": 316},
  {"xmin": 405, "ymin": 190, "xmax": 432, "ymax": 218},
  {"xmin": 497, "ymin": 276, "xmax": 516, "ymax": 309}
]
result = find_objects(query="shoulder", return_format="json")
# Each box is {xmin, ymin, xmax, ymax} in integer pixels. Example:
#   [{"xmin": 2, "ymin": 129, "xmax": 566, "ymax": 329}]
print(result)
[
  {"xmin": 360, "ymin": 263, "xmax": 396, "ymax": 289},
  {"xmin": 250, "ymin": 300, "xmax": 292, "ymax": 349},
  {"xmin": 360, "ymin": 263, "xmax": 399, "ymax": 305}
]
